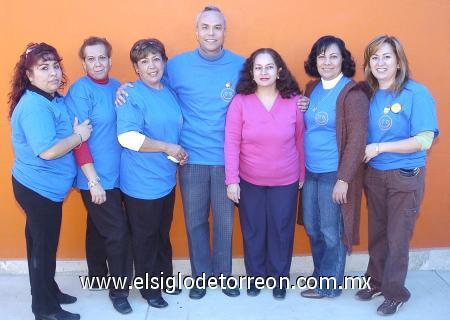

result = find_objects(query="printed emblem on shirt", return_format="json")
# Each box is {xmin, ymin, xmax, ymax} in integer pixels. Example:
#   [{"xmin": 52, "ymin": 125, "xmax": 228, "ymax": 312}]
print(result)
[
  {"xmin": 378, "ymin": 115, "xmax": 393, "ymax": 131},
  {"xmin": 221, "ymin": 82, "xmax": 235, "ymax": 102},
  {"xmin": 314, "ymin": 111, "xmax": 329, "ymax": 126}
]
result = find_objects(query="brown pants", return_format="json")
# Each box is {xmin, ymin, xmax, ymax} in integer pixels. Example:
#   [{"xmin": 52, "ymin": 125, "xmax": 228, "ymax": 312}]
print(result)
[{"xmin": 364, "ymin": 166, "xmax": 425, "ymax": 302}]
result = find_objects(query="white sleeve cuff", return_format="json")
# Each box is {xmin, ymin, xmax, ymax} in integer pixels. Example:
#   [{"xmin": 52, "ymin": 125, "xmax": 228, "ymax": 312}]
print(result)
[{"xmin": 118, "ymin": 131, "xmax": 146, "ymax": 151}]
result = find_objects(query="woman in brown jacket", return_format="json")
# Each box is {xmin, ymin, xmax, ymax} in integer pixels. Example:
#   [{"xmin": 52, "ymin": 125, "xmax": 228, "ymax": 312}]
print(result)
[{"xmin": 300, "ymin": 35, "xmax": 369, "ymax": 298}]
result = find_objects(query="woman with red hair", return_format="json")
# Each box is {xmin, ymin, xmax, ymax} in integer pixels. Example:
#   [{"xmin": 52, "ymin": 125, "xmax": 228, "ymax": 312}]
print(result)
[{"xmin": 9, "ymin": 42, "xmax": 91, "ymax": 320}]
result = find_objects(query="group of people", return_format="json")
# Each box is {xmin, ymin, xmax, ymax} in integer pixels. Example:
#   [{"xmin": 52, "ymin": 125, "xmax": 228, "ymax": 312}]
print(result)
[{"xmin": 8, "ymin": 5, "xmax": 438, "ymax": 320}]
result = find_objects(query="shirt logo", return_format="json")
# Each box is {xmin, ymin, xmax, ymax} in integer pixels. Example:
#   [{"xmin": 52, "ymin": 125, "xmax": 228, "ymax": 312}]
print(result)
[
  {"xmin": 314, "ymin": 111, "xmax": 329, "ymax": 126},
  {"xmin": 378, "ymin": 115, "xmax": 393, "ymax": 131},
  {"xmin": 221, "ymin": 82, "xmax": 235, "ymax": 102}
]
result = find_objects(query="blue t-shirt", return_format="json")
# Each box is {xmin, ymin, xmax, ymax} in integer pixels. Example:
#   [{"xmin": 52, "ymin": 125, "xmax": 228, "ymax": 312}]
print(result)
[
  {"xmin": 65, "ymin": 76, "xmax": 122, "ymax": 190},
  {"xmin": 304, "ymin": 76, "xmax": 351, "ymax": 173},
  {"xmin": 165, "ymin": 49, "xmax": 244, "ymax": 165},
  {"xmin": 116, "ymin": 81, "xmax": 183, "ymax": 200},
  {"xmin": 11, "ymin": 89, "xmax": 76, "ymax": 201},
  {"xmin": 368, "ymin": 80, "xmax": 439, "ymax": 170}
]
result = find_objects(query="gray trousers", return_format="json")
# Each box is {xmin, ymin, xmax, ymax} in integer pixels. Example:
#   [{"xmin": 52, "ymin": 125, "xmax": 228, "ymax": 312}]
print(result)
[{"xmin": 179, "ymin": 164, "xmax": 235, "ymax": 278}]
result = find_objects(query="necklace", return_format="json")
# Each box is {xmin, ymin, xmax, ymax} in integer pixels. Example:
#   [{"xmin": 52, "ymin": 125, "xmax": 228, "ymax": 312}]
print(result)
[{"xmin": 312, "ymin": 85, "xmax": 338, "ymax": 112}]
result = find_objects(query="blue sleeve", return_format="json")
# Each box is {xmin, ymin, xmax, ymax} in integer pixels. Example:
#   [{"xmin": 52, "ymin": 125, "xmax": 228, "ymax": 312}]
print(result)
[
  {"xmin": 21, "ymin": 107, "xmax": 58, "ymax": 156},
  {"xmin": 65, "ymin": 85, "xmax": 91, "ymax": 123},
  {"xmin": 116, "ymin": 95, "xmax": 145, "ymax": 135},
  {"xmin": 410, "ymin": 85, "xmax": 439, "ymax": 138}
]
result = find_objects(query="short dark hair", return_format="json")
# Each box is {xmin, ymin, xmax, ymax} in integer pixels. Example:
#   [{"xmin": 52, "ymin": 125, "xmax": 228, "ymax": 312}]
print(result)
[
  {"xmin": 79, "ymin": 36, "xmax": 112, "ymax": 59},
  {"xmin": 129, "ymin": 38, "xmax": 168, "ymax": 65},
  {"xmin": 236, "ymin": 48, "xmax": 301, "ymax": 98},
  {"xmin": 304, "ymin": 35, "xmax": 355, "ymax": 78}
]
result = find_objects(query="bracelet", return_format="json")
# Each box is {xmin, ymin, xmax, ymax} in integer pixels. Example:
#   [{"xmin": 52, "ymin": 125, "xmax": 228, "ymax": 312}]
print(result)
[
  {"xmin": 337, "ymin": 179, "xmax": 347, "ymax": 184},
  {"xmin": 87, "ymin": 177, "xmax": 100, "ymax": 189},
  {"xmin": 75, "ymin": 133, "xmax": 83, "ymax": 149}
]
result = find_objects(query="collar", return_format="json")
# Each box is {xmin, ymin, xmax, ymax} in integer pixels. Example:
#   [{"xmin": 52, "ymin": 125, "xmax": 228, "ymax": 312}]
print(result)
[
  {"xmin": 321, "ymin": 73, "xmax": 344, "ymax": 89},
  {"xmin": 196, "ymin": 47, "xmax": 225, "ymax": 61},
  {"xmin": 87, "ymin": 74, "xmax": 109, "ymax": 85},
  {"xmin": 27, "ymin": 84, "xmax": 60, "ymax": 101}
]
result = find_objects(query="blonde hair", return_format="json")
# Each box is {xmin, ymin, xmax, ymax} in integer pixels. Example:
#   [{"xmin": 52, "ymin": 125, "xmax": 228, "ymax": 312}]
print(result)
[{"xmin": 363, "ymin": 35, "xmax": 409, "ymax": 95}]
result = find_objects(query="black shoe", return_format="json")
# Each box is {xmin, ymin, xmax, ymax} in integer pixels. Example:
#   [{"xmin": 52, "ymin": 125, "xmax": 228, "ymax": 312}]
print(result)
[
  {"xmin": 57, "ymin": 292, "xmax": 77, "ymax": 304},
  {"xmin": 222, "ymin": 287, "xmax": 240, "ymax": 297},
  {"xmin": 110, "ymin": 296, "xmax": 132, "ymax": 314},
  {"xmin": 35, "ymin": 309, "xmax": 80, "ymax": 320},
  {"xmin": 273, "ymin": 288, "xmax": 286, "ymax": 300},
  {"xmin": 147, "ymin": 296, "xmax": 168, "ymax": 308},
  {"xmin": 377, "ymin": 299, "xmax": 404, "ymax": 315},
  {"xmin": 189, "ymin": 287, "xmax": 206, "ymax": 300},
  {"xmin": 163, "ymin": 287, "xmax": 182, "ymax": 295},
  {"xmin": 247, "ymin": 284, "xmax": 261, "ymax": 297},
  {"xmin": 356, "ymin": 287, "xmax": 382, "ymax": 301}
]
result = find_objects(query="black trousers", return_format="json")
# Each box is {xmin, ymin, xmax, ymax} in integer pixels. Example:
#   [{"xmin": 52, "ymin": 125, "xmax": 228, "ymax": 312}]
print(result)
[
  {"xmin": 80, "ymin": 188, "xmax": 132, "ymax": 297},
  {"xmin": 12, "ymin": 176, "xmax": 63, "ymax": 315},
  {"xmin": 123, "ymin": 189, "xmax": 175, "ymax": 299},
  {"xmin": 239, "ymin": 179, "xmax": 298, "ymax": 281}
]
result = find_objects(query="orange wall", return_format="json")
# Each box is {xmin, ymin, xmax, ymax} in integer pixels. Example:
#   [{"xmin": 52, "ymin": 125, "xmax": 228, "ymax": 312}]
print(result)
[{"xmin": 1, "ymin": 0, "xmax": 449, "ymax": 259}]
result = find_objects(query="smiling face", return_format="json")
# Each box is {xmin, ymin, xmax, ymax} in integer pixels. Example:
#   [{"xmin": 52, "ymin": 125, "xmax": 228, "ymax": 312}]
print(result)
[
  {"xmin": 252, "ymin": 52, "xmax": 280, "ymax": 89},
  {"xmin": 134, "ymin": 52, "xmax": 165, "ymax": 89},
  {"xmin": 196, "ymin": 10, "xmax": 226, "ymax": 57},
  {"xmin": 316, "ymin": 43, "xmax": 343, "ymax": 81},
  {"xmin": 26, "ymin": 58, "xmax": 62, "ymax": 95},
  {"xmin": 369, "ymin": 42, "xmax": 399, "ymax": 89},
  {"xmin": 82, "ymin": 43, "xmax": 111, "ymax": 80}
]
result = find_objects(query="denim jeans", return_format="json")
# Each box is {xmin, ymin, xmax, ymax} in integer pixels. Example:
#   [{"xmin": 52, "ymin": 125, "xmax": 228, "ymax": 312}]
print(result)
[{"xmin": 302, "ymin": 170, "xmax": 347, "ymax": 296}]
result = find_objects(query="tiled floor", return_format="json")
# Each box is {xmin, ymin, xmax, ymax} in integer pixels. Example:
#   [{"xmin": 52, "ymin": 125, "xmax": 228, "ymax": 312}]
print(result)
[{"xmin": 1, "ymin": 271, "xmax": 449, "ymax": 320}]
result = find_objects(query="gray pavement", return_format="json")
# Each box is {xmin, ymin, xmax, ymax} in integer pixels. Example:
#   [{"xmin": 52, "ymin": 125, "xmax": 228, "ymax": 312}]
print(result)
[{"xmin": 1, "ymin": 271, "xmax": 449, "ymax": 320}]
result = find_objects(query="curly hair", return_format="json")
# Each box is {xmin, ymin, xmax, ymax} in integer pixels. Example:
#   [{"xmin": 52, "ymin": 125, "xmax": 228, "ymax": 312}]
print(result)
[
  {"xmin": 236, "ymin": 48, "xmax": 301, "ymax": 98},
  {"xmin": 304, "ymin": 35, "xmax": 355, "ymax": 78},
  {"xmin": 8, "ymin": 43, "xmax": 66, "ymax": 118}
]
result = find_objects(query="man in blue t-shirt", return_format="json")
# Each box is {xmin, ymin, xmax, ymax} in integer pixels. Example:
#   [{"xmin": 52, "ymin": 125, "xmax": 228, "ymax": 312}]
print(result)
[
  {"xmin": 115, "ymin": 6, "xmax": 243, "ymax": 299},
  {"xmin": 165, "ymin": 6, "xmax": 244, "ymax": 299}
]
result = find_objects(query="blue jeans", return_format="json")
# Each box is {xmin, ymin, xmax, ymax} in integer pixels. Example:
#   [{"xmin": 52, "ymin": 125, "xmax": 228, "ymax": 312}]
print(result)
[
  {"xmin": 302, "ymin": 170, "xmax": 346, "ymax": 296},
  {"xmin": 179, "ymin": 164, "xmax": 235, "ymax": 278}
]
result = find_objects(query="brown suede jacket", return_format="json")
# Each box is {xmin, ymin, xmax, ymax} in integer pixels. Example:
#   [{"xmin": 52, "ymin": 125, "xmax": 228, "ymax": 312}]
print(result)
[{"xmin": 298, "ymin": 79, "xmax": 369, "ymax": 252}]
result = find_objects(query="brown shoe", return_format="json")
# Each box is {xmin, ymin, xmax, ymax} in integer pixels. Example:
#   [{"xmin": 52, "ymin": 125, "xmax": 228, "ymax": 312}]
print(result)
[
  {"xmin": 355, "ymin": 287, "xmax": 382, "ymax": 300},
  {"xmin": 377, "ymin": 299, "xmax": 404, "ymax": 315},
  {"xmin": 300, "ymin": 289, "xmax": 325, "ymax": 299}
]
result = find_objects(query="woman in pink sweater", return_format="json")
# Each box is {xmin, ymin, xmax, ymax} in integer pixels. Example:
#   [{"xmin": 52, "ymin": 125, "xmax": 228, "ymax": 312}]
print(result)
[{"xmin": 225, "ymin": 48, "xmax": 305, "ymax": 300}]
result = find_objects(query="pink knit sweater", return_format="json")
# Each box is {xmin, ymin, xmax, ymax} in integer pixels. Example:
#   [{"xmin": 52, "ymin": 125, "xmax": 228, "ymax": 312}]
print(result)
[{"xmin": 225, "ymin": 93, "xmax": 305, "ymax": 186}]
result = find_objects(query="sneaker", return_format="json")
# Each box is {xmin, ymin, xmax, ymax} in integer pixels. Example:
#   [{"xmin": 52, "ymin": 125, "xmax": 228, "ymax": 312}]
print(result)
[
  {"xmin": 300, "ymin": 289, "xmax": 325, "ymax": 299},
  {"xmin": 377, "ymin": 299, "xmax": 404, "ymax": 316},
  {"xmin": 356, "ymin": 287, "xmax": 382, "ymax": 300}
]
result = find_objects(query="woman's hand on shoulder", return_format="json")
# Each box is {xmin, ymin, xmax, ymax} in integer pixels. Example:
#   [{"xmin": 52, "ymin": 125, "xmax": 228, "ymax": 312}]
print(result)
[
  {"xmin": 227, "ymin": 183, "xmax": 240, "ymax": 204},
  {"xmin": 115, "ymin": 82, "xmax": 134, "ymax": 106}
]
